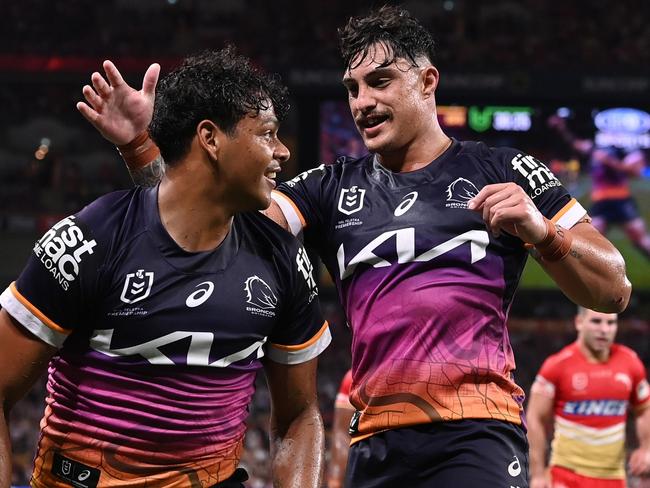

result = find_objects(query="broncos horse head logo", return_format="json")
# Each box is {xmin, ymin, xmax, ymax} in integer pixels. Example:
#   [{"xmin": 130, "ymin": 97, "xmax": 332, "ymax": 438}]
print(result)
[
  {"xmin": 244, "ymin": 276, "xmax": 278, "ymax": 310},
  {"xmin": 446, "ymin": 177, "xmax": 480, "ymax": 204}
]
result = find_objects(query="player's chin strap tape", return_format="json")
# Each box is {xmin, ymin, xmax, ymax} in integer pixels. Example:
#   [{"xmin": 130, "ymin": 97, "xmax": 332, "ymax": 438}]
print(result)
[
  {"xmin": 117, "ymin": 131, "xmax": 160, "ymax": 170},
  {"xmin": 534, "ymin": 217, "xmax": 573, "ymax": 262}
]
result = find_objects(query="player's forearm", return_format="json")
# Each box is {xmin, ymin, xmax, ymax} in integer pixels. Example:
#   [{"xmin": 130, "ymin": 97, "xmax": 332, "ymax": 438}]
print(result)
[
  {"xmin": 539, "ymin": 228, "xmax": 631, "ymax": 312},
  {"xmin": 328, "ymin": 433, "xmax": 350, "ymax": 488},
  {"xmin": 637, "ymin": 407, "xmax": 650, "ymax": 449},
  {"xmin": 527, "ymin": 417, "xmax": 549, "ymax": 478},
  {"xmin": 270, "ymin": 404, "xmax": 324, "ymax": 488},
  {"xmin": 118, "ymin": 133, "xmax": 165, "ymax": 187},
  {"xmin": 125, "ymin": 154, "xmax": 165, "ymax": 187},
  {"xmin": 0, "ymin": 410, "xmax": 13, "ymax": 488}
]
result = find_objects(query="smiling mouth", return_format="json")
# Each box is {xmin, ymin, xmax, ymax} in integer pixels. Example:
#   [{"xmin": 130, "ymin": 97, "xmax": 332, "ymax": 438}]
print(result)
[{"xmin": 358, "ymin": 113, "xmax": 390, "ymax": 130}]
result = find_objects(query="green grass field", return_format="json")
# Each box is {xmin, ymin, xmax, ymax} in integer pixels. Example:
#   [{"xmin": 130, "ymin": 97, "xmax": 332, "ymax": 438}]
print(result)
[{"xmin": 520, "ymin": 178, "xmax": 650, "ymax": 290}]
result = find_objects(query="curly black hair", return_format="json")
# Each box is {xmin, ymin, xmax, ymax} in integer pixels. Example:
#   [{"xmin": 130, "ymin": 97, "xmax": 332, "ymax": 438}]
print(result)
[
  {"xmin": 149, "ymin": 46, "xmax": 290, "ymax": 165},
  {"xmin": 338, "ymin": 5, "xmax": 436, "ymax": 71}
]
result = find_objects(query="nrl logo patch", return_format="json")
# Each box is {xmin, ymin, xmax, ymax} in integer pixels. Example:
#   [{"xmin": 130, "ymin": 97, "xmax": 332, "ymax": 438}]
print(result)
[
  {"xmin": 338, "ymin": 186, "xmax": 366, "ymax": 215},
  {"xmin": 120, "ymin": 269, "xmax": 155, "ymax": 304}
]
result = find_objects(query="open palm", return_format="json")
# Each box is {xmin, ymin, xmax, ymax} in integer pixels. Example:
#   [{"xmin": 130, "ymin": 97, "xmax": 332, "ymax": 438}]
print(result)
[{"xmin": 76, "ymin": 60, "xmax": 160, "ymax": 145}]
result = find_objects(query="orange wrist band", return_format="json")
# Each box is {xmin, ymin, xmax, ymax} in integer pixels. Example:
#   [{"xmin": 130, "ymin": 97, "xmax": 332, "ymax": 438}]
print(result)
[
  {"xmin": 534, "ymin": 218, "xmax": 573, "ymax": 262},
  {"xmin": 117, "ymin": 131, "xmax": 160, "ymax": 169}
]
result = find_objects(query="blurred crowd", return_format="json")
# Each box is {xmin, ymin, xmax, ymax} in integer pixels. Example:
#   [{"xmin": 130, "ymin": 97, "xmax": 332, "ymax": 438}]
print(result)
[{"xmin": 1, "ymin": 0, "xmax": 649, "ymax": 72}]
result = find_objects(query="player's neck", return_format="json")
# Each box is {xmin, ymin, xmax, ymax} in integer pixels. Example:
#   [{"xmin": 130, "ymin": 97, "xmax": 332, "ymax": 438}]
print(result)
[
  {"xmin": 157, "ymin": 163, "xmax": 233, "ymax": 253},
  {"xmin": 577, "ymin": 339, "xmax": 610, "ymax": 363},
  {"xmin": 378, "ymin": 127, "xmax": 451, "ymax": 173}
]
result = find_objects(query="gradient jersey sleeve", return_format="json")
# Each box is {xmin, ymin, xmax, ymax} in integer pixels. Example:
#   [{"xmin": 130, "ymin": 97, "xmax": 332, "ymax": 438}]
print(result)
[
  {"xmin": 262, "ymin": 220, "xmax": 331, "ymax": 364},
  {"xmin": 535, "ymin": 343, "xmax": 645, "ymax": 479},
  {"xmin": 0, "ymin": 203, "xmax": 113, "ymax": 347},
  {"xmin": 274, "ymin": 141, "xmax": 586, "ymax": 443}
]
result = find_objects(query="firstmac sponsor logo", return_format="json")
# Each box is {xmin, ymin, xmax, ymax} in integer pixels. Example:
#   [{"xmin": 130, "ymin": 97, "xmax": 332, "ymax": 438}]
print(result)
[
  {"xmin": 510, "ymin": 153, "xmax": 561, "ymax": 198},
  {"xmin": 33, "ymin": 216, "xmax": 97, "ymax": 291}
]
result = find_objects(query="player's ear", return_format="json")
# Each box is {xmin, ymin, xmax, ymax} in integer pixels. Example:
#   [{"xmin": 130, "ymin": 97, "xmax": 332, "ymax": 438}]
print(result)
[
  {"xmin": 196, "ymin": 120, "xmax": 223, "ymax": 162},
  {"xmin": 421, "ymin": 65, "xmax": 439, "ymax": 98}
]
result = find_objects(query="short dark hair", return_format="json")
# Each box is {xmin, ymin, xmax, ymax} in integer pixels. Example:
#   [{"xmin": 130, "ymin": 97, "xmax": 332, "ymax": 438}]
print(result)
[
  {"xmin": 149, "ymin": 46, "xmax": 289, "ymax": 165},
  {"xmin": 338, "ymin": 5, "xmax": 436, "ymax": 71}
]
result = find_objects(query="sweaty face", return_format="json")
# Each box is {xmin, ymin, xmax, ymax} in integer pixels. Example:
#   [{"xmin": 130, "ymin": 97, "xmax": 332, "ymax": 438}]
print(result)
[
  {"xmin": 576, "ymin": 309, "xmax": 618, "ymax": 358},
  {"xmin": 342, "ymin": 43, "xmax": 431, "ymax": 155},
  {"xmin": 218, "ymin": 105, "xmax": 289, "ymax": 212}
]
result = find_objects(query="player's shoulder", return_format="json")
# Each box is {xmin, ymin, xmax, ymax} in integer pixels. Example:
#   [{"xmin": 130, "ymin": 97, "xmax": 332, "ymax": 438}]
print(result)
[
  {"xmin": 282, "ymin": 155, "xmax": 371, "ymax": 188},
  {"xmin": 611, "ymin": 343, "xmax": 643, "ymax": 364},
  {"xmin": 543, "ymin": 343, "xmax": 579, "ymax": 370},
  {"xmin": 76, "ymin": 188, "xmax": 139, "ymax": 228},
  {"xmin": 237, "ymin": 211, "xmax": 303, "ymax": 256},
  {"xmin": 453, "ymin": 139, "xmax": 524, "ymax": 177},
  {"xmin": 455, "ymin": 139, "xmax": 520, "ymax": 162},
  {"xmin": 74, "ymin": 187, "xmax": 151, "ymax": 246}
]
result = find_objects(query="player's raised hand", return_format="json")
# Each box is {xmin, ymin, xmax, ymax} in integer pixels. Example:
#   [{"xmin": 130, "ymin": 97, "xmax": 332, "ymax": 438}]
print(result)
[
  {"xmin": 76, "ymin": 60, "xmax": 160, "ymax": 145},
  {"xmin": 468, "ymin": 182, "xmax": 547, "ymax": 244},
  {"xmin": 629, "ymin": 446, "xmax": 650, "ymax": 477}
]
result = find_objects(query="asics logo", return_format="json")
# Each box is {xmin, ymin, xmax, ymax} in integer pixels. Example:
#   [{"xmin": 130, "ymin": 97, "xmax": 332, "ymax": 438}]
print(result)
[
  {"xmin": 508, "ymin": 456, "xmax": 522, "ymax": 477},
  {"xmin": 186, "ymin": 281, "xmax": 215, "ymax": 308},
  {"xmin": 394, "ymin": 191, "xmax": 418, "ymax": 216}
]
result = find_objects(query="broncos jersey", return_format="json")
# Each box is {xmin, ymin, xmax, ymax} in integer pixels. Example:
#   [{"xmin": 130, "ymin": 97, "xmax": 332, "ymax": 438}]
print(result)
[
  {"xmin": 0, "ymin": 186, "xmax": 329, "ymax": 487},
  {"xmin": 273, "ymin": 139, "xmax": 586, "ymax": 442},
  {"xmin": 532, "ymin": 342, "xmax": 650, "ymax": 479}
]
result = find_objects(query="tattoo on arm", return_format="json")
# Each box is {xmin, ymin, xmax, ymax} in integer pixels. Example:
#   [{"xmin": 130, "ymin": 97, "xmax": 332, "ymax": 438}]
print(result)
[
  {"xmin": 128, "ymin": 155, "xmax": 165, "ymax": 187},
  {"xmin": 569, "ymin": 248, "xmax": 583, "ymax": 259}
]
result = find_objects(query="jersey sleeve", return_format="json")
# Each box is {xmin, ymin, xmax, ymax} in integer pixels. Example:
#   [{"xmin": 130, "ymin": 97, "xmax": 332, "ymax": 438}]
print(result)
[
  {"xmin": 530, "ymin": 355, "xmax": 561, "ymax": 399},
  {"xmin": 502, "ymin": 149, "xmax": 587, "ymax": 229},
  {"xmin": 265, "ymin": 241, "xmax": 331, "ymax": 365},
  {"xmin": 629, "ymin": 353, "xmax": 650, "ymax": 411},
  {"xmin": 0, "ymin": 212, "xmax": 105, "ymax": 348},
  {"xmin": 272, "ymin": 163, "xmax": 330, "ymax": 237}
]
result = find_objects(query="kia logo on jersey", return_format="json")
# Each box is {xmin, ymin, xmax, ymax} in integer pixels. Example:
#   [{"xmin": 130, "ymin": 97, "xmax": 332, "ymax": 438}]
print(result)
[
  {"xmin": 120, "ymin": 269, "xmax": 155, "ymax": 304},
  {"xmin": 338, "ymin": 186, "xmax": 366, "ymax": 215}
]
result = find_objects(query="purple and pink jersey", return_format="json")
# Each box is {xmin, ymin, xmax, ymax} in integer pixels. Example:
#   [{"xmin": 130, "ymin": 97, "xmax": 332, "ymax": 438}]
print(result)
[
  {"xmin": 1, "ymin": 186, "xmax": 329, "ymax": 487},
  {"xmin": 274, "ymin": 139, "xmax": 586, "ymax": 442},
  {"xmin": 590, "ymin": 147, "xmax": 632, "ymax": 202}
]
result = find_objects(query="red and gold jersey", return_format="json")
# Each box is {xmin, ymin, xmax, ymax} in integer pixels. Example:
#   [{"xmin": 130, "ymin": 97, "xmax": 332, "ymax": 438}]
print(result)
[
  {"xmin": 531, "ymin": 342, "xmax": 650, "ymax": 479},
  {"xmin": 335, "ymin": 370, "xmax": 353, "ymax": 410}
]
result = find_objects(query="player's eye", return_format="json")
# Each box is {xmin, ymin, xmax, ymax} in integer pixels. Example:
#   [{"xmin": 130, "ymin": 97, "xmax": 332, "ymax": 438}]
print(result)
[
  {"xmin": 346, "ymin": 86, "xmax": 358, "ymax": 98},
  {"xmin": 371, "ymin": 78, "xmax": 390, "ymax": 88}
]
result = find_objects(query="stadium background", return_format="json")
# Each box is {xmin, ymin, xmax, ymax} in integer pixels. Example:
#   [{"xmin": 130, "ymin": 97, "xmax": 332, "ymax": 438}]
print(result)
[{"xmin": 1, "ymin": 0, "xmax": 649, "ymax": 486}]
